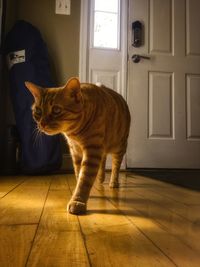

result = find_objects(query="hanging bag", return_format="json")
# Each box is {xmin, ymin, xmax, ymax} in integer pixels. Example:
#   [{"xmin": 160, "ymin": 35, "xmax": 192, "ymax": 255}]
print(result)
[{"xmin": 4, "ymin": 20, "xmax": 62, "ymax": 174}]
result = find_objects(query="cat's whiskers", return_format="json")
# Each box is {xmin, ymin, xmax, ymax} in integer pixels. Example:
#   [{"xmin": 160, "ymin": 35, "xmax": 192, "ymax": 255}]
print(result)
[
  {"xmin": 32, "ymin": 125, "xmax": 43, "ymax": 148},
  {"xmin": 32, "ymin": 126, "xmax": 40, "ymax": 148}
]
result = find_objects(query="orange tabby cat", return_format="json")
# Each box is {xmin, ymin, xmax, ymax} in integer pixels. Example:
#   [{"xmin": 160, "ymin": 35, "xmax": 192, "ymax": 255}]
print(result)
[{"xmin": 25, "ymin": 78, "xmax": 130, "ymax": 214}]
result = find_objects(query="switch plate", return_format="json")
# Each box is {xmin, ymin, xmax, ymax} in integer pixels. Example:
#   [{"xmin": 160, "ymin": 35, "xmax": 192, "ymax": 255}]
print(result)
[{"xmin": 55, "ymin": 0, "xmax": 70, "ymax": 15}]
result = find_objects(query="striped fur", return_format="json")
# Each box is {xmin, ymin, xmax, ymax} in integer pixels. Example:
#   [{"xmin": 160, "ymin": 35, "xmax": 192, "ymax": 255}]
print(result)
[{"xmin": 25, "ymin": 78, "xmax": 131, "ymax": 214}]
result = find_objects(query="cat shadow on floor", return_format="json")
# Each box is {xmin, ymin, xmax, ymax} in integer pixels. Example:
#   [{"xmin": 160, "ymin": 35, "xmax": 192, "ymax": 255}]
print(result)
[{"xmin": 85, "ymin": 209, "xmax": 139, "ymax": 217}]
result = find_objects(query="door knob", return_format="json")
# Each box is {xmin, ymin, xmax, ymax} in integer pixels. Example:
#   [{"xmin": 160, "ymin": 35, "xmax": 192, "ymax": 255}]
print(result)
[{"xmin": 132, "ymin": 54, "xmax": 150, "ymax": 63}]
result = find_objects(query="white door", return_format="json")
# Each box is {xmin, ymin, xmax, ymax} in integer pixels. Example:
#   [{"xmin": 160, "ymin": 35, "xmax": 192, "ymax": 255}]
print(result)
[
  {"xmin": 127, "ymin": 0, "xmax": 200, "ymax": 168},
  {"xmin": 79, "ymin": 0, "xmax": 128, "ymax": 168}
]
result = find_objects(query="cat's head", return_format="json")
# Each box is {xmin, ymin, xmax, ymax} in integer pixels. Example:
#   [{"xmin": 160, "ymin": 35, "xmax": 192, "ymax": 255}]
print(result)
[{"xmin": 25, "ymin": 77, "xmax": 83, "ymax": 135}]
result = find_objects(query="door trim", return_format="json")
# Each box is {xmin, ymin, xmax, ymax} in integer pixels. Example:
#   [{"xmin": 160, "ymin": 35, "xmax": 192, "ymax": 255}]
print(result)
[{"xmin": 79, "ymin": 0, "xmax": 89, "ymax": 82}]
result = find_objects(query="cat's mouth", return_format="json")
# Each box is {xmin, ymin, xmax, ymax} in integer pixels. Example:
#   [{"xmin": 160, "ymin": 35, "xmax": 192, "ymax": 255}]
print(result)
[
  {"xmin": 41, "ymin": 129, "xmax": 57, "ymax": 136},
  {"xmin": 39, "ymin": 125, "xmax": 61, "ymax": 136}
]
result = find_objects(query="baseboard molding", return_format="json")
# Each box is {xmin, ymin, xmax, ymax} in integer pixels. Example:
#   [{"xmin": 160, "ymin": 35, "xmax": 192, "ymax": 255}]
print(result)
[{"xmin": 128, "ymin": 169, "xmax": 200, "ymax": 191}]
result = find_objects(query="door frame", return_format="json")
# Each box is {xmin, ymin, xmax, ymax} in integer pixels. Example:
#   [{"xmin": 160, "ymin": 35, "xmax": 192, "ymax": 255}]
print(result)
[{"xmin": 79, "ymin": 0, "xmax": 89, "ymax": 82}]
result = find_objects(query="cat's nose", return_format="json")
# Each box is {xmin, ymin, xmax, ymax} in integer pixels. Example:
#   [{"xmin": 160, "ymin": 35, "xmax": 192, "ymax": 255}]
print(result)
[{"xmin": 40, "ymin": 120, "xmax": 47, "ymax": 128}]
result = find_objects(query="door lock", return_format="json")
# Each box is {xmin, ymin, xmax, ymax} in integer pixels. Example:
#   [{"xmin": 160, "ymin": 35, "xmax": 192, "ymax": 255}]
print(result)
[{"xmin": 132, "ymin": 54, "xmax": 150, "ymax": 63}]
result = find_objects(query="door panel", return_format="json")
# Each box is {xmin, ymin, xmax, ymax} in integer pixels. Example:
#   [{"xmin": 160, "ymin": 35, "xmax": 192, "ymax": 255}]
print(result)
[
  {"xmin": 149, "ymin": 72, "xmax": 174, "ymax": 139},
  {"xmin": 186, "ymin": 75, "xmax": 200, "ymax": 139},
  {"xmin": 127, "ymin": 0, "xmax": 200, "ymax": 168},
  {"xmin": 91, "ymin": 69, "xmax": 120, "ymax": 90},
  {"xmin": 186, "ymin": 0, "xmax": 200, "ymax": 55},
  {"xmin": 150, "ymin": 0, "xmax": 172, "ymax": 54}
]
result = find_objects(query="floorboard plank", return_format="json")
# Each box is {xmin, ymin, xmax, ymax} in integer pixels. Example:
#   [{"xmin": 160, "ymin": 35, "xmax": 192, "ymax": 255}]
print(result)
[
  {"xmin": 0, "ymin": 224, "xmax": 37, "ymax": 267},
  {"xmin": 128, "ymin": 173, "xmax": 200, "ymax": 205},
  {"xmin": 0, "ymin": 177, "xmax": 25, "ymax": 198},
  {"xmin": 68, "ymin": 175, "xmax": 175, "ymax": 267},
  {"xmin": 26, "ymin": 175, "xmax": 90, "ymax": 267},
  {"xmin": 0, "ymin": 176, "xmax": 51, "ymax": 225}
]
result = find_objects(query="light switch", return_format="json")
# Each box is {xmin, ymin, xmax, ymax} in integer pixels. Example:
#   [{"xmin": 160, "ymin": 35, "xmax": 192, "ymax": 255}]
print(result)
[{"xmin": 55, "ymin": 0, "xmax": 71, "ymax": 15}]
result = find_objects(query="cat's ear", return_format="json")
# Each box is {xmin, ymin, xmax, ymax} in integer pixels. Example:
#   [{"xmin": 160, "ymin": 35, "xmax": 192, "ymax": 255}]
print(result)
[
  {"xmin": 25, "ymin": 82, "xmax": 42, "ymax": 101},
  {"xmin": 63, "ymin": 77, "xmax": 82, "ymax": 103}
]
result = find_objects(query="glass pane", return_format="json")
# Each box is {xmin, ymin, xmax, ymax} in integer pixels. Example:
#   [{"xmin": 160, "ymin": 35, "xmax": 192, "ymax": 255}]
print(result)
[
  {"xmin": 95, "ymin": 0, "xmax": 119, "ymax": 13},
  {"xmin": 94, "ymin": 12, "xmax": 118, "ymax": 49}
]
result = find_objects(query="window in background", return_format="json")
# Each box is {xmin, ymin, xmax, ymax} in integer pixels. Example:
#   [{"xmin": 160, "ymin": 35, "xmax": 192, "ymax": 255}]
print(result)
[{"xmin": 93, "ymin": 0, "xmax": 120, "ymax": 49}]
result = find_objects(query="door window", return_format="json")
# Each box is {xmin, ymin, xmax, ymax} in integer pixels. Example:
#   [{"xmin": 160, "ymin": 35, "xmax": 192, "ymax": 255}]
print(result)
[{"xmin": 92, "ymin": 0, "xmax": 120, "ymax": 49}]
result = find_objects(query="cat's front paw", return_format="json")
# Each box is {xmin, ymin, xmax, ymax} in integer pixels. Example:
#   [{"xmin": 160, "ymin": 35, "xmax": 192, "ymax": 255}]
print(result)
[{"xmin": 67, "ymin": 200, "xmax": 86, "ymax": 215}]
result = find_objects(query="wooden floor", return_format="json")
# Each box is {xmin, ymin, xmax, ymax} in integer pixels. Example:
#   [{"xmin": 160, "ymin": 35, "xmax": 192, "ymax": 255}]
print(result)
[{"xmin": 0, "ymin": 172, "xmax": 200, "ymax": 267}]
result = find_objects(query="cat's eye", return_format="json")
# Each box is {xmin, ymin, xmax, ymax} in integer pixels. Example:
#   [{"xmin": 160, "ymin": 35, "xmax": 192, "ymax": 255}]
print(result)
[
  {"xmin": 34, "ymin": 106, "xmax": 42, "ymax": 116},
  {"xmin": 52, "ymin": 105, "xmax": 62, "ymax": 115}
]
